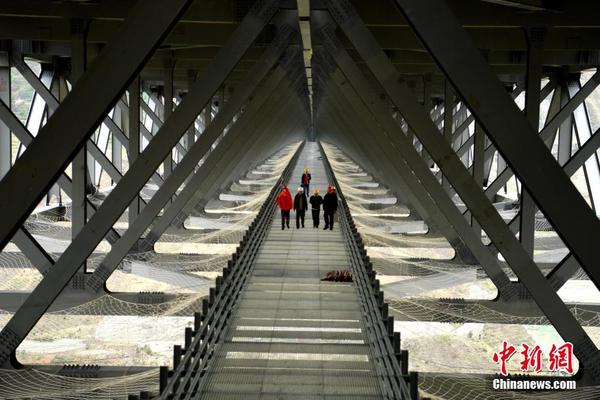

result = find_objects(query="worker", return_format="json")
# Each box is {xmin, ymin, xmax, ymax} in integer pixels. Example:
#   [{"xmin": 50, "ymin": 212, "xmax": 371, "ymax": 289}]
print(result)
[
  {"xmin": 276, "ymin": 185, "xmax": 293, "ymax": 230},
  {"xmin": 294, "ymin": 187, "xmax": 308, "ymax": 228},
  {"xmin": 301, "ymin": 167, "xmax": 311, "ymax": 196},
  {"xmin": 323, "ymin": 185, "xmax": 338, "ymax": 231},
  {"xmin": 309, "ymin": 188, "xmax": 323, "ymax": 228}
]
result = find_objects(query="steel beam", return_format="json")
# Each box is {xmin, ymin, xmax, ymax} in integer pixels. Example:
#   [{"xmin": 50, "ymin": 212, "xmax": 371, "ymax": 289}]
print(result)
[
  {"xmin": 472, "ymin": 122, "xmax": 485, "ymax": 236},
  {"xmin": 0, "ymin": 0, "xmax": 280, "ymax": 367},
  {"xmin": 392, "ymin": 1, "xmax": 600, "ymax": 301},
  {"xmin": 12, "ymin": 228, "xmax": 54, "ymax": 275},
  {"xmin": 0, "ymin": 0, "xmax": 193, "ymax": 252},
  {"xmin": 0, "ymin": 52, "xmax": 9, "ymax": 180},
  {"xmin": 146, "ymin": 65, "xmax": 296, "ymax": 246},
  {"xmin": 85, "ymin": 33, "xmax": 295, "ymax": 291},
  {"xmin": 163, "ymin": 56, "xmax": 174, "ymax": 178},
  {"xmin": 319, "ymin": 43, "xmax": 513, "ymax": 294},
  {"xmin": 128, "ymin": 77, "xmax": 141, "ymax": 223},
  {"xmin": 12, "ymin": 54, "xmax": 134, "ymax": 183},
  {"xmin": 70, "ymin": 18, "xmax": 89, "ymax": 262},
  {"xmin": 139, "ymin": 94, "xmax": 188, "ymax": 159},
  {"xmin": 569, "ymin": 80, "xmax": 600, "ymax": 215},
  {"xmin": 519, "ymin": 27, "xmax": 544, "ymax": 257},
  {"xmin": 0, "ymin": 94, "xmax": 124, "ymax": 244},
  {"xmin": 325, "ymin": 0, "xmax": 600, "ymax": 381},
  {"xmin": 442, "ymin": 80, "xmax": 454, "ymax": 192}
]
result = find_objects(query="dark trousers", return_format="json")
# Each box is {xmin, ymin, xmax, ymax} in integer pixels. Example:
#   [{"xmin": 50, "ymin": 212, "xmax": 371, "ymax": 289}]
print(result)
[
  {"xmin": 311, "ymin": 209, "xmax": 320, "ymax": 227},
  {"xmin": 281, "ymin": 210, "xmax": 290, "ymax": 228},
  {"xmin": 296, "ymin": 210, "xmax": 305, "ymax": 228},
  {"xmin": 302, "ymin": 184, "xmax": 310, "ymax": 196},
  {"xmin": 324, "ymin": 210, "xmax": 335, "ymax": 230}
]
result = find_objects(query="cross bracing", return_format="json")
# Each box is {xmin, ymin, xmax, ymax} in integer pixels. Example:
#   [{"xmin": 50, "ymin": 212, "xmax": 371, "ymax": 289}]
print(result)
[{"xmin": 0, "ymin": 0, "xmax": 599, "ymax": 399}]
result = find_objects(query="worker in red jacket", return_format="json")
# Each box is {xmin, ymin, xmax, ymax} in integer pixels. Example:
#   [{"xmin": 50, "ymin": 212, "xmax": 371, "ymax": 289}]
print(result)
[{"xmin": 276, "ymin": 185, "xmax": 293, "ymax": 230}]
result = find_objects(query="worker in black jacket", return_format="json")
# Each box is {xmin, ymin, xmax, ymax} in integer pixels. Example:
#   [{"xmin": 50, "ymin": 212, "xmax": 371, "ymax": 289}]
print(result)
[
  {"xmin": 309, "ymin": 189, "xmax": 324, "ymax": 228},
  {"xmin": 301, "ymin": 167, "xmax": 311, "ymax": 196},
  {"xmin": 293, "ymin": 187, "xmax": 308, "ymax": 228},
  {"xmin": 323, "ymin": 185, "xmax": 338, "ymax": 230}
]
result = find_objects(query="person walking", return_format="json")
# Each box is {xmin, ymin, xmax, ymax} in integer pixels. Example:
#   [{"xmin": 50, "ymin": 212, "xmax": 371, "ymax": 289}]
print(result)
[
  {"xmin": 294, "ymin": 187, "xmax": 308, "ymax": 228},
  {"xmin": 309, "ymin": 188, "xmax": 323, "ymax": 228},
  {"xmin": 323, "ymin": 185, "xmax": 338, "ymax": 231},
  {"xmin": 276, "ymin": 185, "xmax": 293, "ymax": 230},
  {"xmin": 301, "ymin": 167, "xmax": 311, "ymax": 196}
]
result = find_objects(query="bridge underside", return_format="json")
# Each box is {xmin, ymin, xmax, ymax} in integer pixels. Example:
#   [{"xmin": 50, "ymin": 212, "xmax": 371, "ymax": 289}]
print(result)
[{"xmin": 0, "ymin": 0, "xmax": 599, "ymax": 399}]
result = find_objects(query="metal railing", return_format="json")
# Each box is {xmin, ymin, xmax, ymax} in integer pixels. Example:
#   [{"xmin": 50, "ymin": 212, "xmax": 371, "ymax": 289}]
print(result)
[{"xmin": 319, "ymin": 142, "xmax": 418, "ymax": 400}]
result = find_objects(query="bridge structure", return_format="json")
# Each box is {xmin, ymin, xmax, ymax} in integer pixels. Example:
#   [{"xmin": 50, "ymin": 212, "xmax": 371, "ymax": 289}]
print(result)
[{"xmin": 0, "ymin": 0, "xmax": 599, "ymax": 399}]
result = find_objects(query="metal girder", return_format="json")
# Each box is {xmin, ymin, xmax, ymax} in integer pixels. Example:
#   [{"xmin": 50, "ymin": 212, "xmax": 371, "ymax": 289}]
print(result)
[
  {"xmin": 85, "ymin": 30, "xmax": 295, "ymax": 291},
  {"xmin": 0, "ymin": 0, "xmax": 193, "ymax": 252},
  {"xmin": 315, "ymin": 74, "xmax": 417, "ymax": 210},
  {"xmin": 12, "ymin": 227, "xmax": 53, "ymax": 275},
  {"xmin": 472, "ymin": 122, "xmax": 485, "ymax": 236},
  {"xmin": 324, "ymin": 0, "xmax": 600, "ymax": 381},
  {"xmin": 128, "ymin": 77, "xmax": 141, "ymax": 223},
  {"xmin": 564, "ymin": 127, "xmax": 600, "ymax": 177},
  {"xmin": 442, "ymin": 80, "xmax": 454, "ymax": 192},
  {"xmin": 178, "ymin": 62, "xmax": 306, "ymax": 221},
  {"xmin": 139, "ymin": 95, "xmax": 190, "ymax": 162},
  {"xmin": 485, "ymin": 71, "xmax": 600, "ymax": 197},
  {"xmin": 392, "ymin": 0, "xmax": 600, "ymax": 298},
  {"xmin": 0, "ymin": 97, "xmax": 124, "ymax": 245},
  {"xmin": 204, "ymin": 95, "xmax": 304, "ymax": 207},
  {"xmin": 2, "ymin": 0, "xmax": 600, "ymax": 29},
  {"xmin": 12, "ymin": 55, "xmax": 133, "ymax": 184},
  {"xmin": 163, "ymin": 55, "xmax": 174, "ymax": 178},
  {"xmin": 316, "ymin": 65, "xmax": 437, "ymax": 214},
  {"xmin": 207, "ymin": 92, "xmax": 301, "ymax": 200},
  {"xmin": 0, "ymin": 0, "xmax": 204, "ymax": 367},
  {"xmin": 568, "ymin": 80, "xmax": 600, "ymax": 215},
  {"xmin": 71, "ymin": 20, "xmax": 89, "ymax": 253},
  {"xmin": 146, "ymin": 65, "xmax": 300, "ymax": 245},
  {"xmin": 432, "ymin": 82, "xmax": 527, "ymax": 182},
  {"xmin": 317, "ymin": 43, "xmax": 513, "ymax": 297},
  {"xmin": 496, "ymin": 124, "xmax": 600, "ymax": 290},
  {"xmin": 0, "ymin": 53, "xmax": 9, "ymax": 180},
  {"xmin": 392, "ymin": 0, "xmax": 600, "ymax": 304},
  {"xmin": 519, "ymin": 27, "xmax": 544, "ymax": 258}
]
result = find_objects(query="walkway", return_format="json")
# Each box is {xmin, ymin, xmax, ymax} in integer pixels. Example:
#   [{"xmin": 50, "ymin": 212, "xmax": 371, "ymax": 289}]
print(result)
[{"xmin": 200, "ymin": 142, "xmax": 383, "ymax": 399}]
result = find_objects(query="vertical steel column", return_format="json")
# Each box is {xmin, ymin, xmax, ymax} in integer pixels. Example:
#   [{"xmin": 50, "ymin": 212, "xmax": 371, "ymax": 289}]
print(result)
[
  {"xmin": 112, "ymin": 103, "xmax": 123, "ymax": 176},
  {"xmin": 557, "ymin": 79, "xmax": 573, "ymax": 166},
  {"xmin": 163, "ymin": 54, "xmax": 174, "ymax": 177},
  {"xmin": 128, "ymin": 77, "xmax": 141, "ymax": 223},
  {"xmin": 0, "ymin": 52, "xmax": 9, "ymax": 180},
  {"xmin": 520, "ymin": 27, "xmax": 544, "ymax": 257},
  {"xmin": 472, "ymin": 122, "xmax": 484, "ymax": 236},
  {"xmin": 204, "ymin": 96, "xmax": 213, "ymax": 129},
  {"xmin": 71, "ymin": 19, "xmax": 90, "ymax": 249},
  {"xmin": 0, "ymin": 0, "xmax": 194, "ymax": 252},
  {"xmin": 48, "ymin": 65, "xmax": 64, "ymax": 204},
  {"xmin": 186, "ymin": 70, "xmax": 196, "ymax": 150},
  {"xmin": 442, "ymin": 80, "xmax": 454, "ymax": 192}
]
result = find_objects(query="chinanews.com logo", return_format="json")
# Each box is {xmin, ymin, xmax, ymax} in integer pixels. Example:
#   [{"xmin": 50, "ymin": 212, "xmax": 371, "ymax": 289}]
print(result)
[{"xmin": 491, "ymin": 340, "xmax": 577, "ymax": 391}]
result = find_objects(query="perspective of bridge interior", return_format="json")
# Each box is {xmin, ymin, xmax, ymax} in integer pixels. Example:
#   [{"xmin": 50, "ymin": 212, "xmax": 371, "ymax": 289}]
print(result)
[{"xmin": 0, "ymin": 0, "xmax": 600, "ymax": 399}]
